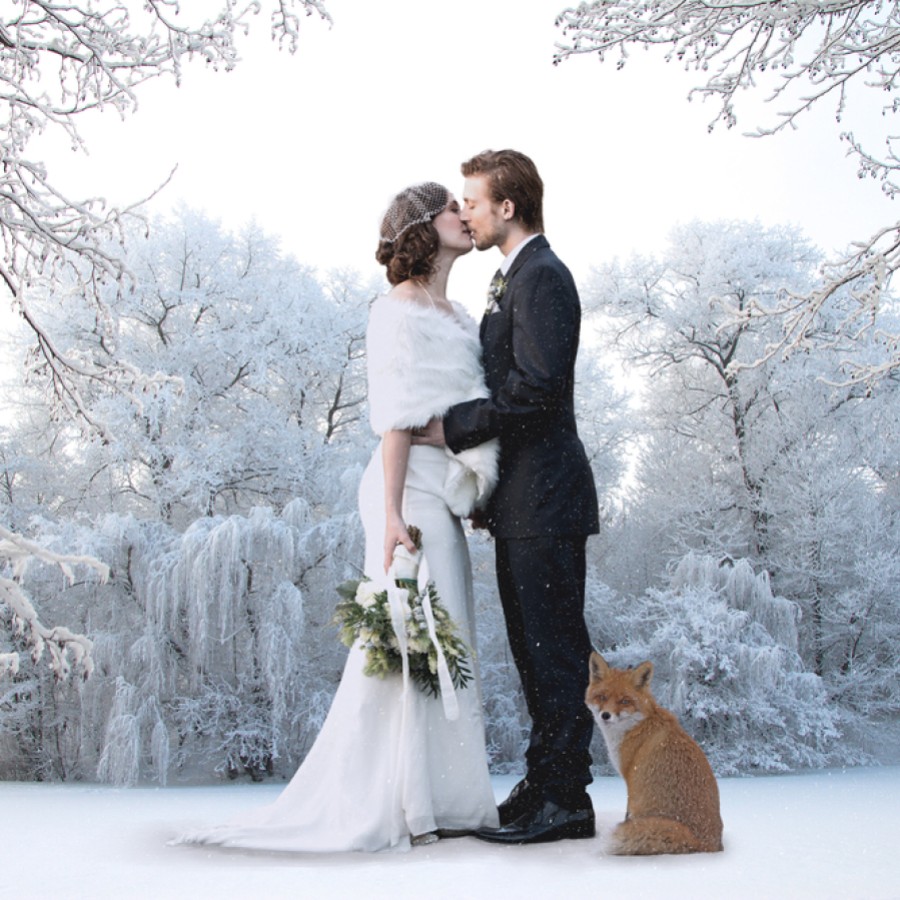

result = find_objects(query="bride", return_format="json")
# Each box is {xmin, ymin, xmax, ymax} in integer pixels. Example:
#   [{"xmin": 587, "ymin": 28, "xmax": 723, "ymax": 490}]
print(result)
[{"xmin": 179, "ymin": 183, "xmax": 500, "ymax": 852}]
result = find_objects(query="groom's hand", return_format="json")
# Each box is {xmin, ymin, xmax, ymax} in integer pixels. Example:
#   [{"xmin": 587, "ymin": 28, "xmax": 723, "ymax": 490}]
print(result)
[{"xmin": 411, "ymin": 417, "xmax": 446, "ymax": 447}]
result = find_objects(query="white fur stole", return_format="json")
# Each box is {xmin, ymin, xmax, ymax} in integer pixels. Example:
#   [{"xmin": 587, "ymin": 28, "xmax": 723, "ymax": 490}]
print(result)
[{"xmin": 366, "ymin": 296, "xmax": 498, "ymax": 516}]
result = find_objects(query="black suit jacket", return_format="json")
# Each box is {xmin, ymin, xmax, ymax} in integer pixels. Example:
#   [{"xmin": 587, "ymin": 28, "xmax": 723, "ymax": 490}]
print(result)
[{"xmin": 444, "ymin": 236, "xmax": 600, "ymax": 539}]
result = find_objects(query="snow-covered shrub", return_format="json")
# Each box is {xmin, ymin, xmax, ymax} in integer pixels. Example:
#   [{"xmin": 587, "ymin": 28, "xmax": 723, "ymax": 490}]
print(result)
[
  {"xmin": 4, "ymin": 503, "xmax": 363, "ymax": 784},
  {"xmin": 594, "ymin": 553, "xmax": 849, "ymax": 775}
]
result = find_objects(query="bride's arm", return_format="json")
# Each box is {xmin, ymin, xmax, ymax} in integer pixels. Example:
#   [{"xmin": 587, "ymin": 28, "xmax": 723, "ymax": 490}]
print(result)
[{"xmin": 381, "ymin": 429, "xmax": 417, "ymax": 573}]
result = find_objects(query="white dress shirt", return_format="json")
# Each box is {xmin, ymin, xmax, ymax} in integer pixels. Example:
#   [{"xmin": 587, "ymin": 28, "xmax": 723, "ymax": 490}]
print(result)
[{"xmin": 499, "ymin": 233, "xmax": 541, "ymax": 276}]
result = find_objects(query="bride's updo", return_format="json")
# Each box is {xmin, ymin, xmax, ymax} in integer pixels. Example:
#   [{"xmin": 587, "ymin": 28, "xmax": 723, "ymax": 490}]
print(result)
[{"xmin": 376, "ymin": 182, "xmax": 450, "ymax": 286}]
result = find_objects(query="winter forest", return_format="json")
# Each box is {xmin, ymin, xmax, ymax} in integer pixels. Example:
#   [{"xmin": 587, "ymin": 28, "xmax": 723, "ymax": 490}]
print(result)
[{"xmin": 2, "ymin": 1, "xmax": 900, "ymax": 790}]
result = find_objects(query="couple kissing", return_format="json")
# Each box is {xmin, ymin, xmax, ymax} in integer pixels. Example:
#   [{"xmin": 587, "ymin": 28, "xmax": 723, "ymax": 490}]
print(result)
[{"xmin": 179, "ymin": 149, "xmax": 600, "ymax": 853}]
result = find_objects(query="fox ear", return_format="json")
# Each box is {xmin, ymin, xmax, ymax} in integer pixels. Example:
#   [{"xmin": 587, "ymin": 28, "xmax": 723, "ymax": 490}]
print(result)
[
  {"xmin": 632, "ymin": 661, "xmax": 653, "ymax": 689},
  {"xmin": 589, "ymin": 652, "xmax": 609, "ymax": 682}
]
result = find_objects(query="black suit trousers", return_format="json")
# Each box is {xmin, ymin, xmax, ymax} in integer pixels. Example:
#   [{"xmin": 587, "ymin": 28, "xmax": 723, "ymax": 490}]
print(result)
[{"xmin": 495, "ymin": 534, "xmax": 594, "ymax": 805}]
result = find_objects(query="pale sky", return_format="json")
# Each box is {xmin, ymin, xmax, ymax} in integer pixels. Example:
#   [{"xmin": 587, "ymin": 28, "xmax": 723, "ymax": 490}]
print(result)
[{"xmin": 33, "ymin": 0, "xmax": 894, "ymax": 317}]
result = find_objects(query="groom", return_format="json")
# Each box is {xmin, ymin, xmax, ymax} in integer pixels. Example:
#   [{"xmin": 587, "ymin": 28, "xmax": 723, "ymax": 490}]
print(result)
[{"xmin": 416, "ymin": 149, "xmax": 599, "ymax": 843}]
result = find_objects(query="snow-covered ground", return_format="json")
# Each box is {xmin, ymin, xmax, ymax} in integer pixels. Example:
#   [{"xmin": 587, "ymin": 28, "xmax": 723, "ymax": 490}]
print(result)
[{"xmin": 4, "ymin": 768, "xmax": 898, "ymax": 900}]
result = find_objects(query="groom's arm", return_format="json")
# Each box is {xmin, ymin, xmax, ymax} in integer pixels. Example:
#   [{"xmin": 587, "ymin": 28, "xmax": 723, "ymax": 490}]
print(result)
[{"xmin": 444, "ymin": 262, "xmax": 580, "ymax": 454}]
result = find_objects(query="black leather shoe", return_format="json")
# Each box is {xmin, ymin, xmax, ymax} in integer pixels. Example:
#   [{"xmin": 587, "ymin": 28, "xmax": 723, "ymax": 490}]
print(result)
[
  {"xmin": 497, "ymin": 779, "xmax": 543, "ymax": 827},
  {"xmin": 474, "ymin": 799, "xmax": 595, "ymax": 845}
]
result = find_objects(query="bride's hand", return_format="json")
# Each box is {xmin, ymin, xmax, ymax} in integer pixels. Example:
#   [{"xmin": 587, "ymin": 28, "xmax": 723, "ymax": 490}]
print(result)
[
  {"xmin": 410, "ymin": 417, "xmax": 446, "ymax": 447},
  {"xmin": 384, "ymin": 515, "xmax": 416, "ymax": 573}
]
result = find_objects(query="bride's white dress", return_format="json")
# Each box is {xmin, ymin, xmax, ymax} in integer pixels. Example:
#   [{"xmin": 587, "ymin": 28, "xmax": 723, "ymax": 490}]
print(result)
[{"xmin": 180, "ymin": 296, "xmax": 499, "ymax": 852}]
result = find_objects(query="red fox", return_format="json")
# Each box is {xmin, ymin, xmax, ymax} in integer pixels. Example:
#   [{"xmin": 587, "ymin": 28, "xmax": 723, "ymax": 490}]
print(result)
[{"xmin": 586, "ymin": 652, "xmax": 724, "ymax": 855}]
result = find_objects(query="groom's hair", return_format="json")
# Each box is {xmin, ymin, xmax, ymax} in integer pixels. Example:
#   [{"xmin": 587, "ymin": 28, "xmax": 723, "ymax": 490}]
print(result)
[{"xmin": 461, "ymin": 149, "xmax": 544, "ymax": 233}]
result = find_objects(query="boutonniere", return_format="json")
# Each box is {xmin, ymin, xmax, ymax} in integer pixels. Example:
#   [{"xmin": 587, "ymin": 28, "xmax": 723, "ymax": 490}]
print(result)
[{"xmin": 485, "ymin": 274, "xmax": 507, "ymax": 315}]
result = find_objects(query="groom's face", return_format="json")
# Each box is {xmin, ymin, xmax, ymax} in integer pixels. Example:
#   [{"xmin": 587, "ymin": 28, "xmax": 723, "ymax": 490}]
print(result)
[{"xmin": 461, "ymin": 175, "xmax": 508, "ymax": 252}]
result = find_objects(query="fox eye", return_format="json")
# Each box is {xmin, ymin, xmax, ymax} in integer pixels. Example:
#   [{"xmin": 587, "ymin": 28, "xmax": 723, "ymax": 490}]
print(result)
[
  {"xmin": 595, "ymin": 693, "xmax": 607, "ymax": 704},
  {"xmin": 619, "ymin": 697, "xmax": 632, "ymax": 707}
]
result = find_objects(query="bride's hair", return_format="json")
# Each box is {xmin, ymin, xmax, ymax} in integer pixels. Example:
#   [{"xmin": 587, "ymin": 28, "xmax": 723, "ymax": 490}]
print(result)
[{"xmin": 376, "ymin": 182, "xmax": 450, "ymax": 286}]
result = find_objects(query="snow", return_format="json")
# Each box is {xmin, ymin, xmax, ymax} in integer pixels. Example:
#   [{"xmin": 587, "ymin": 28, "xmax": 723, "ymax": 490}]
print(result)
[{"xmin": 4, "ymin": 769, "xmax": 899, "ymax": 899}]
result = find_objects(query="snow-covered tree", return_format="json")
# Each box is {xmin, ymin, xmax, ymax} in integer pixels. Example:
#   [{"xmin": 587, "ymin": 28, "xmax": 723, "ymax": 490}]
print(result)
[
  {"xmin": 0, "ymin": 523, "xmax": 106, "ymax": 679},
  {"xmin": 2, "ymin": 1, "xmax": 330, "ymax": 408},
  {"xmin": 586, "ymin": 220, "xmax": 900, "ymax": 739},
  {"xmin": 0, "ymin": 206, "xmax": 378, "ymax": 778},
  {"xmin": 595, "ymin": 553, "xmax": 846, "ymax": 774},
  {"xmin": 587, "ymin": 220, "xmax": 825, "ymax": 557},
  {"xmin": 1, "ymin": 0, "xmax": 330, "ymax": 681},
  {"xmin": 7, "ymin": 209, "xmax": 370, "ymax": 525},
  {"xmin": 1, "ymin": 497, "xmax": 367, "ymax": 784},
  {"xmin": 575, "ymin": 343, "xmax": 631, "ymax": 515},
  {"xmin": 555, "ymin": 1, "xmax": 900, "ymax": 382}
]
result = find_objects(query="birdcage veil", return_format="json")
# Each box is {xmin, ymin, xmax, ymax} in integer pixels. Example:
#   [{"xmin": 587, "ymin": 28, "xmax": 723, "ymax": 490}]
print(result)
[{"xmin": 379, "ymin": 182, "xmax": 449, "ymax": 244}]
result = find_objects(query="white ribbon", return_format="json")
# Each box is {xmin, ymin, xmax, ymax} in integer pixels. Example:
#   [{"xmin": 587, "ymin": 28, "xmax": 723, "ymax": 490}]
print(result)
[
  {"xmin": 386, "ymin": 554, "xmax": 460, "ymax": 721},
  {"xmin": 383, "ymin": 566, "xmax": 411, "ymax": 849},
  {"xmin": 384, "ymin": 568, "xmax": 411, "ymax": 697},
  {"xmin": 417, "ymin": 555, "xmax": 460, "ymax": 721}
]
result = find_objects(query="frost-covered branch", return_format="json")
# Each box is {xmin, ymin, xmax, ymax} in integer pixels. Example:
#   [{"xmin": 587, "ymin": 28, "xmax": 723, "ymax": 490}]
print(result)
[
  {"xmin": 555, "ymin": 1, "xmax": 897, "ymax": 137},
  {"xmin": 555, "ymin": 0, "xmax": 900, "ymax": 380},
  {"xmin": 1, "ymin": 0, "xmax": 329, "ymax": 436},
  {"xmin": 723, "ymin": 220, "xmax": 900, "ymax": 385},
  {"xmin": 270, "ymin": 0, "xmax": 332, "ymax": 50},
  {"xmin": 0, "ymin": 522, "xmax": 108, "ymax": 680}
]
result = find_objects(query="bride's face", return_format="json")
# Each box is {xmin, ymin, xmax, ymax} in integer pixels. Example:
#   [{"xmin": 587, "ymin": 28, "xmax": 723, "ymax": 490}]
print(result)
[{"xmin": 432, "ymin": 197, "xmax": 474, "ymax": 256}]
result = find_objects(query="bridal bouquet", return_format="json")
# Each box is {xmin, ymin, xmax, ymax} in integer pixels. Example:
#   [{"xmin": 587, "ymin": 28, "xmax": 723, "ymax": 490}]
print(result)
[{"xmin": 334, "ymin": 526, "xmax": 473, "ymax": 699}]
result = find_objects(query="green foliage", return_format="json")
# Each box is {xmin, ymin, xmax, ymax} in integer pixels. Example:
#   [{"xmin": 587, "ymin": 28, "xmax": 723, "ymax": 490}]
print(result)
[{"xmin": 333, "ymin": 577, "xmax": 473, "ymax": 699}]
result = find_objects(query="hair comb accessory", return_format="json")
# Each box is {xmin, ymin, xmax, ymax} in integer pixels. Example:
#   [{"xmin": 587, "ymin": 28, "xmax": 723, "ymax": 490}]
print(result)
[{"xmin": 380, "ymin": 182, "xmax": 449, "ymax": 244}]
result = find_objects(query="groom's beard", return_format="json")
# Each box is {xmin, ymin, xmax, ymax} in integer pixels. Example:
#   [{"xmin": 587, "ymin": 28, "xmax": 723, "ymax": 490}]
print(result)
[{"xmin": 470, "ymin": 221, "xmax": 504, "ymax": 252}]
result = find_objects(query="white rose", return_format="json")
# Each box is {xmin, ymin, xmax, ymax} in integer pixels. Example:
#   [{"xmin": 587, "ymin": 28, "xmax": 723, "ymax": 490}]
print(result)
[{"xmin": 355, "ymin": 582, "xmax": 380, "ymax": 609}]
